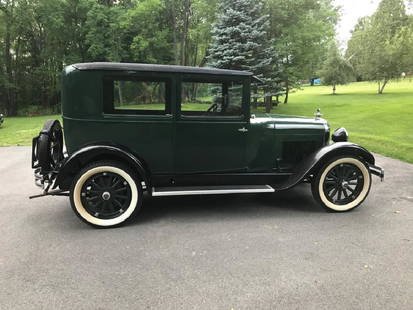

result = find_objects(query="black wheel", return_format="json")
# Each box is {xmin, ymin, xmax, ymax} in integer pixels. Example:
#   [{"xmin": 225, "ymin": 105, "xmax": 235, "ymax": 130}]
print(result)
[
  {"xmin": 311, "ymin": 156, "xmax": 372, "ymax": 212},
  {"xmin": 70, "ymin": 161, "xmax": 143, "ymax": 228},
  {"xmin": 37, "ymin": 119, "xmax": 64, "ymax": 171}
]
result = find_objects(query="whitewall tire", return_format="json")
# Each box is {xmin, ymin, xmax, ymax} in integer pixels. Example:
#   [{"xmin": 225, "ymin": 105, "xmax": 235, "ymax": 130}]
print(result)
[
  {"xmin": 311, "ymin": 156, "xmax": 371, "ymax": 212},
  {"xmin": 70, "ymin": 161, "xmax": 142, "ymax": 227}
]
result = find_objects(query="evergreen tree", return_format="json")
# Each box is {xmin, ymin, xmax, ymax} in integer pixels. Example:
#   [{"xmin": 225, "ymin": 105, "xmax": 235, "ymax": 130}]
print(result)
[{"xmin": 208, "ymin": 0, "xmax": 280, "ymax": 112}]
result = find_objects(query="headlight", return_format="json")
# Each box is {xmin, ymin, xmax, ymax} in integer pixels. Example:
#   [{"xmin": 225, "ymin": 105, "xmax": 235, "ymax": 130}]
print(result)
[{"xmin": 332, "ymin": 127, "xmax": 348, "ymax": 142}]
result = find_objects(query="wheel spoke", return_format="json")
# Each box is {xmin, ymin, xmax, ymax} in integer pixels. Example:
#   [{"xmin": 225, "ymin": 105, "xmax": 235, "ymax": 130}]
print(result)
[
  {"xmin": 111, "ymin": 178, "xmax": 121, "ymax": 189},
  {"xmin": 107, "ymin": 202, "xmax": 115, "ymax": 213},
  {"xmin": 94, "ymin": 201, "xmax": 103, "ymax": 211},
  {"xmin": 113, "ymin": 199, "xmax": 123, "ymax": 208},
  {"xmin": 113, "ymin": 187, "xmax": 127, "ymax": 193},
  {"xmin": 329, "ymin": 187, "xmax": 338, "ymax": 199},
  {"xmin": 91, "ymin": 179, "xmax": 103, "ymax": 190},
  {"xmin": 337, "ymin": 188, "xmax": 342, "ymax": 201},
  {"xmin": 115, "ymin": 194, "xmax": 128, "ymax": 200},
  {"xmin": 327, "ymin": 173, "xmax": 338, "ymax": 181},
  {"xmin": 102, "ymin": 201, "xmax": 110, "ymax": 212},
  {"xmin": 347, "ymin": 186, "xmax": 355, "ymax": 194}
]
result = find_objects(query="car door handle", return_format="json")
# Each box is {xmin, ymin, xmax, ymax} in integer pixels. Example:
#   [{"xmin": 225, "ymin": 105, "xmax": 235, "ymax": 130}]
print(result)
[{"xmin": 238, "ymin": 127, "xmax": 248, "ymax": 133}]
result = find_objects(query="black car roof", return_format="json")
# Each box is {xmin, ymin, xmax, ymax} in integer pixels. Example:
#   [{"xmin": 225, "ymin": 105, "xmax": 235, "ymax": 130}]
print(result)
[{"xmin": 71, "ymin": 62, "xmax": 253, "ymax": 76}]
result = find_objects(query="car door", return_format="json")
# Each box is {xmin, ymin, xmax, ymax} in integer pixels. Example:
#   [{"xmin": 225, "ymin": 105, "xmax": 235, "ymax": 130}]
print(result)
[
  {"xmin": 100, "ymin": 72, "xmax": 175, "ymax": 174},
  {"xmin": 174, "ymin": 75, "xmax": 248, "ymax": 174}
]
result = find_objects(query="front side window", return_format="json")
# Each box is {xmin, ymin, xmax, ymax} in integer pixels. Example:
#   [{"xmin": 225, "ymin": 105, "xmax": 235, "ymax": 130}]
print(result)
[
  {"xmin": 181, "ymin": 81, "xmax": 243, "ymax": 116},
  {"xmin": 104, "ymin": 78, "xmax": 169, "ymax": 115}
]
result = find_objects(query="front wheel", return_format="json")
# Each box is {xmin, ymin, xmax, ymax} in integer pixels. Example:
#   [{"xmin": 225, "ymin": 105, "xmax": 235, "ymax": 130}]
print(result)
[
  {"xmin": 70, "ymin": 161, "xmax": 142, "ymax": 227},
  {"xmin": 311, "ymin": 156, "xmax": 371, "ymax": 212}
]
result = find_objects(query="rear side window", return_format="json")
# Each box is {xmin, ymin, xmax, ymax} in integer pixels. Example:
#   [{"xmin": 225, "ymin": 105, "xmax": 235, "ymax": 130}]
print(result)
[{"xmin": 104, "ymin": 77, "xmax": 170, "ymax": 115}]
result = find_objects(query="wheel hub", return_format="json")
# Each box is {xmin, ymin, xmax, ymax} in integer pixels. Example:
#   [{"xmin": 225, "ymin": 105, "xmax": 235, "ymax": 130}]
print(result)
[
  {"xmin": 102, "ymin": 191, "xmax": 111, "ymax": 201},
  {"xmin": 80, "ymin": 171, "xmax": 132, "ymax": 220},
  {"xmin": 341, "ymin": 180, "xmax": 349, "ymax": 189}
]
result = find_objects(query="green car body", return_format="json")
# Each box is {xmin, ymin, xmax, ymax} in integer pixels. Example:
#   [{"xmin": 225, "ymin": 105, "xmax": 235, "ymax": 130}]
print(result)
[
  {"xmin": 31, "ymin": 63, "xmax": 384, "ymax": 227},
  {"xmin": 61, "ymin": 63, "xmax": 327, "ymax": 178}
]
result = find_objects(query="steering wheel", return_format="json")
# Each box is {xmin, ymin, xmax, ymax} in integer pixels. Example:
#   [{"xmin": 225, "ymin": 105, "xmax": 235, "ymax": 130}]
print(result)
[{"xmin": 207, "ymin": 103, "xmax": 218, "ymax": 112}]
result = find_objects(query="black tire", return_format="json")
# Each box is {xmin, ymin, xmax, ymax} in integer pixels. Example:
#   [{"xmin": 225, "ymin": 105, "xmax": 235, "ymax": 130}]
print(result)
[
  {"xmin": 311, "ymin": 156, "xmax": 372, "ymax": 212},
  {"xmin": 37, "ymin": 119, "xmax": 64, "ymax": 171},
  {"xmin": 69, "ymin": 161, "xmax": 143, "ymax": 228}
]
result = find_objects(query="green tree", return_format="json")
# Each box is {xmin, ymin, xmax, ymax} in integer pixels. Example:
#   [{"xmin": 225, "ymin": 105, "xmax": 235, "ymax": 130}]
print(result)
[
  {"xmin": 121, "ymin": 0, "xmax": 173, "ymax": 64},
  {"xmin": 346, "ymin": 17, "xmax": 370, "ymax": 81},
  {"xmin": 346, "ymin": 0, "xmax": 412, "ymax": 94},
  {"xmin": 208, "ymin": 0, "xmax": 279, "ymax": 112},
  {"xmin": 320, "ymin": 42, "xmax": 353, "ymax": 95},
  {"xmin": 0, "ymin": 0, "xmax": 17, "ymax": 115},
  {"xmin": 267, "ymin": 0, "xmax": 338, "ymax": 103}
]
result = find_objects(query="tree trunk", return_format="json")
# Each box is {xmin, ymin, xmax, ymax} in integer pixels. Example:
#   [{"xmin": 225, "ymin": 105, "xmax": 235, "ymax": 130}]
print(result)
[
  {"xmin": 167, "ymin": 2, "xmax": 179, "ymax": 64},
  {"xmin": 378, "ymin": 79, "xmax": 388, "ymax": 94},
  {"xmin": 4, "ymin": 9, "xmax": 17, "ymax": 116},
  {"xmin": 265, "ymin": 96, "xmax": 271, "ymax": 113},
  {"xmin": 284, "ymin": 82, "xmax": 289, "ymax": 104},
  {"xmin": 118, "ymin": 81, "xmax": 124, "ymax": 106},
  {"xmin": 252, "ymin": 85, "xmax": 258, "ymax": 109},
  {"xmin": 332, "ymin": 84, "xmax": 336, "ymax": 95},
  {"xmin": 253, "ymin": 97, "xmax": 258, "ymax": 109},
  {"xmin": 180, "ymin": 0, "xmax": 191, "ymax": 66}
]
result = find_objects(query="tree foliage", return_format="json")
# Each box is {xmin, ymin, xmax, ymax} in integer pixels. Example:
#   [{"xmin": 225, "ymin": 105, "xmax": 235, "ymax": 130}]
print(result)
[
  {"xmin": 266, "ymin": 0, "xmax": 338, "ymax": 103},
  {"xmin": 346, "ymin": 0, "xmax": 413, "ymax": 94},
  {"xmin": 0, "ymin": 0, "xmax": 339, "ymax": 116},
  {"xmin": 320, "ymin": 41, "xmax": 353, "ymax": 94},
  {"xmin": 207, "ymin": 0, "xmax": 283, "ymax": 112}
]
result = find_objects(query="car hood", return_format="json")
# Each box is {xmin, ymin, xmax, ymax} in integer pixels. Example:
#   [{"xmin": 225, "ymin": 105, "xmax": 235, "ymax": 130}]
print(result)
[{"xmin": 251, "ymin": 113, "xmax": 328, "ymax": 128}]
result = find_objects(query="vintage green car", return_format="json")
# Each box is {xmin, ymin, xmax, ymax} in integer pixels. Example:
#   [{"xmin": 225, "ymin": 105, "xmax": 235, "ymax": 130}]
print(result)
[{"xmin": 31, "ymin": 62, "xmax": 384, "ymax": 227}]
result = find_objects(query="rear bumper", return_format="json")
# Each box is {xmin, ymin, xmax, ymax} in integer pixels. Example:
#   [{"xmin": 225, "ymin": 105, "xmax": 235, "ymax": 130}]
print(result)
[
  {"xmin": 369, "ymin": 164, "xmax": 384, "ymax": 181},
  {"xmin": 32, "ymin": 135, "xmax": 60, "ymax": 192}
]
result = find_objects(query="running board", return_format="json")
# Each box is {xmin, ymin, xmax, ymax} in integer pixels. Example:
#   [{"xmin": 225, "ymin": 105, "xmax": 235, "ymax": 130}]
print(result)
[{"xmin": 151, "ymin": 185, "xmax": 275, "ymax": 197}]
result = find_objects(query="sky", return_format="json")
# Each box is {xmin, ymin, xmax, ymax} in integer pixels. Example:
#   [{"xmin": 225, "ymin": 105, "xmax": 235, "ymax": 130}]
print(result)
[{"xmin": 334, "ymin": 0, "xmax": 381, "ymax": 47}]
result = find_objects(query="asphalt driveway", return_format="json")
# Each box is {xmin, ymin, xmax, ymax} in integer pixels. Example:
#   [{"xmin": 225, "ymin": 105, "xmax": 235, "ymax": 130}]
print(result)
[{"xmin": 0, "ymin": 146, "xmax": 412, "ymax": 310}]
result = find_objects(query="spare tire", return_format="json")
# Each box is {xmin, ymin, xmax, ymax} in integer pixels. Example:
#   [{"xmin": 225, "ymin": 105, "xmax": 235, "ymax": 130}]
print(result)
[{"xmin": 36, "ymin": 119, "xmax": 64, "ymax": 172}]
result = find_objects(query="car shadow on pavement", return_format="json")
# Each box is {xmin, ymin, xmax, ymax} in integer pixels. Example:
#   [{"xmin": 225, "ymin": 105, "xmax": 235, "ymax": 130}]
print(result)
[{"xmin": 131, "ymin": 184, "xmax": 325, "ymax": 225}]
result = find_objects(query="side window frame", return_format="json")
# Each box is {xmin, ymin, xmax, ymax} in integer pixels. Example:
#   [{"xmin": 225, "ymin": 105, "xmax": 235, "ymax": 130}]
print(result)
[
  {"xmin": 178, "ymin": 74, "xmax": 247, "ymax": 120},
  {"xmin": 102, "ymin": 75, "xmax": 172, "ymax": 116}
]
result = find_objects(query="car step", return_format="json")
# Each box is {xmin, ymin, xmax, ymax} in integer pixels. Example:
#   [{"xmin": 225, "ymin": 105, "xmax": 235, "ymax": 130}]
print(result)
[{"xmin": 151, "ymin": 185, "xmax": 275, "ymax": 197}]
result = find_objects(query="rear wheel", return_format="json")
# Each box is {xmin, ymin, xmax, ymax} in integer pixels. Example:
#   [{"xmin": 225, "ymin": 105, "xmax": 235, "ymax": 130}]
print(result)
[
  {"xmin": 70, "ymin": 161, "xmax": 142, "ymax": 227},
  {"xmin": 311, "ymin": 156, "xmax": 371, "ymax": 212}
]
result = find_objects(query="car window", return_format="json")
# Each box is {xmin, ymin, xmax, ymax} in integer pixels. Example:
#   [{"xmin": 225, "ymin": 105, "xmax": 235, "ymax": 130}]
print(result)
[
  {"xmin": 104, "ymin": 78, "xmax": 169, "ymax": 115},
  {"xmin": 181, "ymin": 81, "xmax": 243, "ymax": 116}
]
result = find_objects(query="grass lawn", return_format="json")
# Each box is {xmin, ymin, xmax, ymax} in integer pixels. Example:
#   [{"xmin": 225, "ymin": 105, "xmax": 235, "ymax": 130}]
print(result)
[
  {"xmin": 1, "ymin": 79, "xmax": 412, "ymax": 163},
  {"xmin": 0, "ymin": 115, "xmax": 61, "ymax": 147}
]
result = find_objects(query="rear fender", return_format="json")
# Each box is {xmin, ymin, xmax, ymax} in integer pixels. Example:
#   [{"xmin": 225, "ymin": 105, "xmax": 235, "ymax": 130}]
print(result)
[
  {"xmin": 277, "ymin": 142, "xmax": 375, "ymax": 190},
  {"xmin": 54, "ymin": 144, "xmax": 149, "ymax": 190}
]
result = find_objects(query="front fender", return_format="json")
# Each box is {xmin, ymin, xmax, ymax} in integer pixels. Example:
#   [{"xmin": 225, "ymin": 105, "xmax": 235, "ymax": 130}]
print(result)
[
  {"xmin": 277, "ymin": 142, "xmax": 376, "ymax": 190},
  {"xmin": 54, "ymin": 144, "xmax": 149, "ymax": 190}
]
